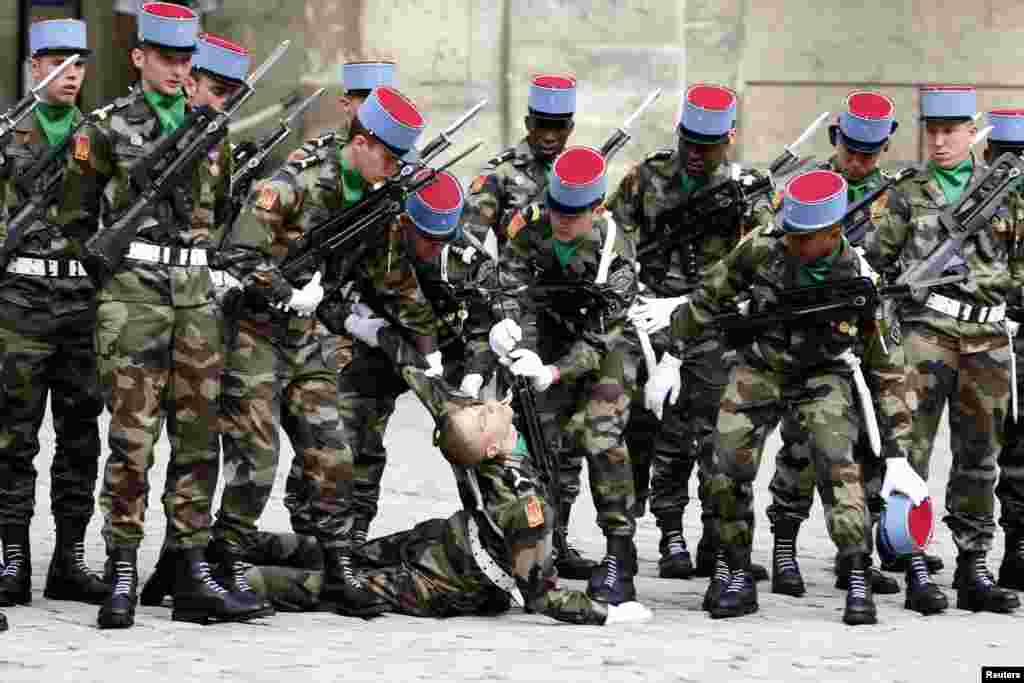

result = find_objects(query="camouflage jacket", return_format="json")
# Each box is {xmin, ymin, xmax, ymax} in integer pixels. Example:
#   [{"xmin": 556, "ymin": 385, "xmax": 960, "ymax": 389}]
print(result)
[
  {"xmin": 59, "ymin": 86, "xmax": 232, "ymax": 306},
  {"xmin": 865, "ymin": 153, "xmax": 1024, "ymax": 344},
  {"xmin": 0, "ymin": 111, "xmax": 95, "ymax": 315},
  {"xmin": 461, "ymin": 139, "xmax": 551, "ymax": 245},
  {"xmin": 823, "ymin": 155, "xmax": 912, "ymax": 237},
  {"xmin": 497, "ymin": 204, "xmax": 638, "ymax": 383},
  {"xmin": 606, "ymin": 149, "xmax": 773, "ymax": 298}
]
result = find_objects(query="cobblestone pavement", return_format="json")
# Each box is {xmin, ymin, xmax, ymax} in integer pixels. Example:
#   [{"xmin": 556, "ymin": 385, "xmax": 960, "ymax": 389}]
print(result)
[{"xmin": 1, "ymin": 395, "xmax": 1019, "ymax": 682}]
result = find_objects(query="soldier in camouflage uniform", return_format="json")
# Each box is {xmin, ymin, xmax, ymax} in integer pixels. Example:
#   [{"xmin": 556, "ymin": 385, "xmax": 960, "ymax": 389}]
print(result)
[
  {"xmin": 487, "ymin": 146, "xmax": 640, "ymax": 604},
  {"xmin": 608, "ymin": 84, "xmax": 772, "ymax": 582},
  {"xmin": 215, "ymin": 86, "xmax": 430, "ymax": 612},
  {"xmin": 646, "ymin": 169, "xmax": 925, "ymax": 625},
  {"xmin": 865, "ymin": 86, "xmax": 1022, "ymax": 614},
  {"xmin": 765, "ymin": 92, "xmax": 916, "ymax": 598},
  {"xmin": 462, "ymin": 74, "xmax": 577, "ymax": 251},
  {"xmin": 58, "ymin": 3, "xmax": 263, "ymax": 628},
  {"xmin": 983, "ymin": 109, "xmax": 1024, "ymax": 590},
  {"xmin": 0, "ymin": 19, "xmax": 107, "ymax": 609}
]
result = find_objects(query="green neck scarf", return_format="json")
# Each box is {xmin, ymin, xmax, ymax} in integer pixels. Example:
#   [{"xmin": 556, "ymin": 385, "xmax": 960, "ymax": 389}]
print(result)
[
  {"xmin": 798, "ymin": 239, "xmax": 843, "ymax": 287},
  {"xmin": 338, "ymin": 148, "xmax": 367, "ymax": 207},
  {"xmin": 541, "ymin": 159, "xmax": 553, "ymax": 186},
  {"xmin": 143, "ymin": 88, "xmax": 186, "ymax": 135},
  {"xmin": 928, "ymin": 157, "xmax": 973, "ymax": 203},
  {"xmin": 512, "ymin": 434, "xmax": 529, "ymax": 458},
  {"xmin": 845, "ymin": 172, "xmax": 877, "ymax": 204},
  {"xmin": 552, "ymin": 238, "xmax": 578, "ymax": 268},
  {"xmin": 680, "ymin": 172, "xmax": 708, "ymax": 197},
  {"xmin": 34, "ymin": 102, "xmax": 76, "ymax": 148}
]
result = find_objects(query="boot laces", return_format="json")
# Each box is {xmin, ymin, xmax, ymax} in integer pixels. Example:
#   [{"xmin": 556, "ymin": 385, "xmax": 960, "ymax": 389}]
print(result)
[
  {"xmin": 72, "ymin": 541, "xmax": 92, "ymax": 574},
  {"xmin": 230, "ymin": 559, "xmax": 253, "ymax": 593},
  {"xmin": 774, "ymin": 538, "xmax": 798, "ymax": 574},
  {"xmin": 339, "ymin": 552, "xmax": 362, "ymax": 588},
  {"xmin": 973, "ymin": 554, "xmax": 995, "ymax": 587},
  {"xmin": 848, "ymin": 568, "xmax": 868, "ymax": 600},
  {"xmin": 112, "ymin": 560, "xmax": 134, "ymax": 597},
  {"xmin": 910, "ymin": 553, "xmax": 932, "ymax": 587},
  {"xmin": 664, "ymin": 531, "xmax": 687, "ymax": 557},
  {"xmin": 1, "ymin": 545, "xmax": 24, "ymax": 577},
  {"xmin": 713, "ymin": 552, "xmax": 731, "ymax": 585},
  {"xmin": 1016, "ymin": 537, "xmax": 1024, "ymax": 558},
  {"xmin": 352, "ymin": 527, "xmax": 368, "ymax": 547},
  {"xmin": 725, "ymin": 568, "xmax": 748, "ymax": 594},
  {"xmin": 196, "ymin": 561, "xmax": 228, "ymax": 594},
  {"xmin": 601, "ymin": 554, "xmax": 619, "ymax": 590}
]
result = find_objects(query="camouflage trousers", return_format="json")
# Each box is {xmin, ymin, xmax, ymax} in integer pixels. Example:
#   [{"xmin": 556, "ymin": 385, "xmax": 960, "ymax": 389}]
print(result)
[
  {"xmin": 0, "ymin": 306, "xmax": 103, "ymax": 526},
  {"xmin": 904, "ymin": 325, "xmax": 1010, "ymax": 553},
  {"xmin": 714, "ymin": 360, "xmax": 868, "ymax": 562},
  {"xmin": 95, "ymin": 300, "xmax": 222, "ymax": 550},
  {"xmin": 995, "ymin": 332, "xmax": 1024, "ymax": 533},
  {"xmin": 219, "ymin": 312, "xmax": 352, "ymax": 550},
  {"xmin": 352, "ymin": 510, "xmax": 606, "ymax": 624},
  {"xmin": 535, "ymin": 345, "xmax": 637, "ymax": 537}
]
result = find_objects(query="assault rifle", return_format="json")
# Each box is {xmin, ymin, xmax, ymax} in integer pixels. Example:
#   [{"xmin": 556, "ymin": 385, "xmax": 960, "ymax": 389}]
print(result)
[
  {"xmin": 227, "ymin": 87, "xmax": 325, "ymax": 227},
  {"xmin": 712, "ymin": 270, "xmax": 970, "ymax": 348},
  {"xmin": 599, "ymin": 89, "xmax": 662, "ymax": 160},
  {"xmin": 82, "ymin": 41, "xmax": 290, "ymax": 283},
  {"xmin": 893, "ymin": 151, "xmax": 1024, "ymax": 293},
  {"xmin": 843, "ymin": 168, "xmax": 918, "ymax": 246},
  {"xmin": 277, "ymin": 100, "xmax": 488, "ymax": 283},
  {"xmin": 0, "ymin": 97, "xmax": 123, "ymax": 272},
  {"xmin": 768, "ymin": 111, "xmax": 831, "ymax": 176},
  {"xmin": 0, "ymin": 55, "xmax": 79, "ymax": 143}
]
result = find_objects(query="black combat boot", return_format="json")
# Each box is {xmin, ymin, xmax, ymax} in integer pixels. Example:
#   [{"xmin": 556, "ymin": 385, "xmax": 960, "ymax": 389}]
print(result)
[
  {"xmin": 43, "ymin": 518, "xmax": 109, "ymax": 604},
  {"xmin": 97, "ymin": 547, "xmax": 138, "ymax": 629},
  {"xmin": 904, "ymin": 551, "xmax": 948, "ymax": 615},
  {"xmin": 955, "ymin": 552, "xmax": 1020, "ymax": 613},
  {"xmin": 208, "ymin": 540, "xmax": 275, "ymax": 618},
  {"xmin": 322, "ymin": 546, "xmax": 388, "ymax": 617},
  {"xmin": 695, "ymin": 530, "xmax": 716, "ymax": 578},
  {"xmin": 241, "ymin": 532, "xmax": 323, "ymax": 570},
  {"xmin": 702, "ymin": 549, "xmax": 731, "ymax": 611},
  {"xmin": 841, "ymin": 553, "xmax": 877, "ymax": 625},
  {"xmin": 770, "ymin": 520, "xmax": 805, "ymax": 597},
  {"xmin": 998, "ymin": 530, "xmax": 1024, "ymax": 590},
  {"xmin": 0, "ymin": 525, "xmax": 31, "ymax": 606},
  {"xmin": 657, "ymin": 520, "xmax": 693, "ymax": 579},
  {"xmin": 554, "ymin": 504, "xmax": 598, "ymax": 580},
  {"xmin": 171, "ymin": 547, "xmax": 265, "ymax": 624},
  {"xmin": 710, "ymin": 552, "xmax": 758, "ymax": 619},
  {"xmin": 139, "ymin": 546, "xmax": 178, "ymax": 607},
  {"xmin": 586, "ymin": 536, "xmax": 637, "ymax": 605},
  {"xmin": 836, "ymin": 552, "xmax": 900, "ymax": 594}
]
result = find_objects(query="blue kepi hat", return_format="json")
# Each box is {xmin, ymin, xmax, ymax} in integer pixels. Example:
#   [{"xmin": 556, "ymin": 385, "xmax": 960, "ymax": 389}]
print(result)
[
  {"xmin": 920, "ymin": 86, "xmax": 976, "ymax": 121},
  {"xmin": 833, "ymin": 90, "xmax": 898, "ymax": 153},
  {"xmin": 137, "ymin": 2, "xmax": 199, "ymax": 52},
  {"xmin": 405, "ymin": 170, "xmax": 464, "ymax": 242},
  {"xmin": 343, "ymin": 61, "xmax": 395, "ymax": 93},
  {"xmin": 356, "ymin": 86, "xmax": 426, "ymax": 157},
  {"xmin": 30, "ymin": 19, "xmax": 90, "ymax": 57},
  {"xmin": 193, "ymin": 33, "xmax": 250, "ymax": 84},
  {"xmin": 778, "ymin": 169, "xmax": 848, "ymax": 234},
  {"xmin": 546, "ymin": 146, "xmax": 607, "ymax": 214},
  {"xmin": 878, "ymin": 494, "xmax": 934, "ymax": 559},
  {"xmin": 528, "ymin": 74, "xmax": 576, "ymax": 118},
  {"xmin": 678, "ymin": 83, "xmax": 736, "ymax": 145},
  {"xmin": 988, "ymin": 109, "xmax": 1024, "ymax": 145}
]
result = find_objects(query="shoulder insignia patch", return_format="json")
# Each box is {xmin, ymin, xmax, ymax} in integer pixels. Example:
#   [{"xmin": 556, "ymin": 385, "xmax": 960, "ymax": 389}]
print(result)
[
  {"xmin": 506, "ymin": 210, "xmax": 526, "ymax": 241},
  {"xmin": 525, "ymin": 496, "xmax": 544, "ymax": 528},
  {"xmin": 470, "ymin": 173, "xmax": 489, "ymax": 194},
  {"xmin": 73, "ymin": 134, "xmax": 90, "ymax": 162},
  {"xmin": 770, "ymin": 190, "xmax": 784, "ymax": 211},
  {"xmin": 255, "ymin": 185, "xmax": 279, "ymax": 211}
]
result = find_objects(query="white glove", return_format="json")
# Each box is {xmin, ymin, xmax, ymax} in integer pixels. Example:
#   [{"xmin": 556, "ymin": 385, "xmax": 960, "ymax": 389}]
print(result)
[
  {"xmin": 507, "ymin": 348, "xmax": 556, "ymax": 392},
  {"xmin": 344, "ymin": 311, "xmax": 389, "ymax": 348},
  {"xmin": 605, "ymin": 601, "xmax": 653, "ymax": 625},
  {"xmin": 459, "ymin": 373, "xmax": 484, "ymax": 398},
  {"xmin": 424, "ymin": 350, "xmax": 444, "ymax": 378},
  {"xmin": 881, "ymin": 457, "xmax": 929, "ymax": 506},
  {"xmin": 489, "ymin": 318, "xmax": 522, "ymax": 359},
  {"xmin": 629, "ymin": 295, "xmax": 688, "ymax": 335},
  {"xmin": 459, "ymin": 246, "xmax": 478, "ymax": 264},
  {"xmin": 644, "ymin": 352, "xmax": 683, "ymax": 421},
  {"xmin": 286, "ymin": 271, "xmax": 324, "ymax": 317}
]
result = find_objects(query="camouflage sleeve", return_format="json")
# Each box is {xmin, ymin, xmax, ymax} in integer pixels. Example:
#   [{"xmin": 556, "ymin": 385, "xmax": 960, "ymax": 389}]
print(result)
[
  {"xmin": 56, "ymin": 121, "xmax": 114, "ymax": 240},
  {"xmin": 461, "ymin": 171, "xmax": 502, "ymax": 243},
  {"xmin": 605, "ymin": 164, "xmax": 645, "ymax": 234},
  {"xmin": 496, "ymin": 221, "xmax": 537, "ymax": 342},
  {"xmin": 365, "ymin": 234, "xmax": 440, "ymax": 342},
  {"xmin": 219, "ymin": 171, "xmax": 299, "ymax": 306},
  {"xmin": 863, "ymin": 188, "xmax": 912, "ymax": 278},
  {"xmin": 1005, "ymin": 192, "xmax": 1024, "ymax": 301},
  {"xmin": 861, "ymin": 327, "xmax": 912, "ymax": 460}
]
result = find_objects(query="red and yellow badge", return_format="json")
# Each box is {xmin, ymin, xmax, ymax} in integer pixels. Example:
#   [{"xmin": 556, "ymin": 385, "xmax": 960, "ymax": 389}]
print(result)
[
  {"xmin": 506, "ymin": 210, "xmax": 526, "ymax": 241},
  {"xmin": 73, "ymin": 133, "xmax": 90, "ymax": 162},
  {"xmin": 470, "ymin": 174, "xmax": 488, "ymax": 194},
  {"xmin": 525, "ymin": 496, "xmax": 544, "ymax": 528},
  {"xmin": 255, "ymin": 184, "xmax": 279, "ymax": 211}
]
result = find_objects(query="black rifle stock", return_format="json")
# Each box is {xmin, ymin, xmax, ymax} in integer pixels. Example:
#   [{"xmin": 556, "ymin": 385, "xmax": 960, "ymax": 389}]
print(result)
[{"xmin": 842, "ymin": 167, "xmax": 918, "ymax": 246}]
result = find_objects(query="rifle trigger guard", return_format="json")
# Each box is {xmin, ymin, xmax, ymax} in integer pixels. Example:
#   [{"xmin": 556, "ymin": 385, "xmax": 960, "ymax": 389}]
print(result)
[{"xmin": 854, "ymin": 295, "xmax": 867, "ymax": 307}]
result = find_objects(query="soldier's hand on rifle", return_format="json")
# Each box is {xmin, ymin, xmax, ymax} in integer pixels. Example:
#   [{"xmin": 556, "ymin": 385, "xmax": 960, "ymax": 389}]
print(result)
[
  {"xmin": 424, "ymin": 351, "xmax": 444, "ymax": 378},
  {"xmin": 459, "ymin": 373, "xmax": 485, "ymax": 398},
  {"xmin": 489, "ymin": 318, "xmax": 522, "ymax": 361},
  {"xmin": 629, "ymin": 295, "xmax": 688, "ymax": 335},
  {"xmin": 644, "ymin": 352, "xmax": 683, "ymax": 420},
  {"xmin": 344, "ymin": 302, "xmax": 390, "ymax": 348},
  {"xmin": 881, "ymin": 457, "xmax": 929, "ymax": 506},
  {"xmin": 286, "ymin": 271, "xmax": 324, "ymax": 317},
  {"xmin": 507, "ymin": 349, "xmax": 557, "ymax": 392}
]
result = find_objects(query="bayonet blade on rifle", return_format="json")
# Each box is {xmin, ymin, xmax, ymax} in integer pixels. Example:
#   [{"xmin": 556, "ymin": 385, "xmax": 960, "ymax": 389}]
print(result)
[
  {"xmin": 770, "ymin": 111, "xmax": 830, "ymax": 175},
  {"xmin": 247, "ymin": 40, "xmax": 290, "ymax": 87},
  {"xmin": 623, "ymin": 88, "xmax": 662, "ymax": 130},
  {"xmin": 282, "ymin": 86, "xmax": 324, "ymax": 127},
  {"xmin": 420, "ymin": 99, "xmax": 488, "ymax": 164},
  {"xmin": 973, "ymin": 125, "xmax": 993, "ymax": 148},
  {"xmin": 34, "ymin": 54, "xmax": 80, "ymax": 96}
]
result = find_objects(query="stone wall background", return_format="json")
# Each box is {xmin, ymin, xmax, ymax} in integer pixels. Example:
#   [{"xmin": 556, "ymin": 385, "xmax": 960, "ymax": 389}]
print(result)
[{"xmin": 7, "ymin": 1, "xmax": 1024, "ymax": 186}]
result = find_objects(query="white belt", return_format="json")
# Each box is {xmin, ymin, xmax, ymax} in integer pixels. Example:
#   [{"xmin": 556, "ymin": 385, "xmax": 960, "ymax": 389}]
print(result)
[
  {"xmin": 126, "ymin": 241, "xmax": 208, "ymax": 267},
  {"xmin": 6, "ymin": 257, "xmax": 89, "ymax": 278},
  {"xmin": 465, "ymin": 516, "xmax": 524, "ymax": 608},
  {"xmin": 210, "ymin": 270, "xmax": 242, "ymax": 290},
  {"xmin": 923, "ymin": 292, "xmax": 1005, "ymax": 323}
]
